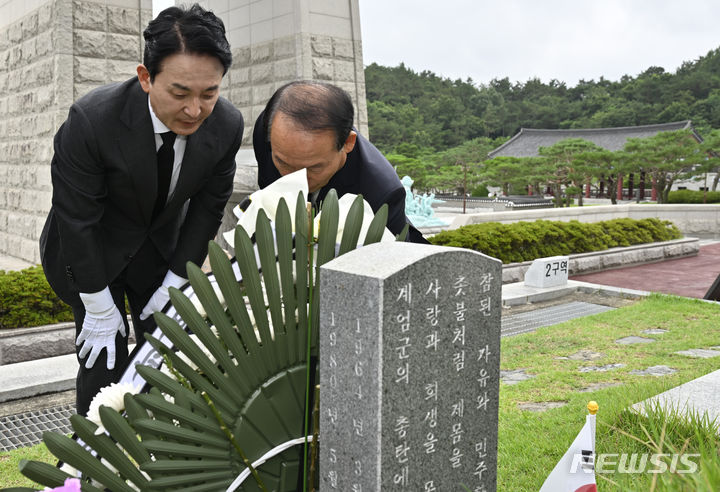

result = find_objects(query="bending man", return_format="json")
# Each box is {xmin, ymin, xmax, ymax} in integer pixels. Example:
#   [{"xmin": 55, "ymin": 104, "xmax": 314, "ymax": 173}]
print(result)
[
  {"xmin": 39, "ymin": 4, "xmax": 244, "ymax": 415},
  {"xmin": 252, "ymin": 80, "xmax": 427, "ymax": 243}
]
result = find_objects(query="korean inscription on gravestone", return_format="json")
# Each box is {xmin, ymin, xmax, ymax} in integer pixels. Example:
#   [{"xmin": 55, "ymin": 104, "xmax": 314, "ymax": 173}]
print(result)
[{"xmin": 319, "ymin": 242, "xmax": 502, "ymax": 491}]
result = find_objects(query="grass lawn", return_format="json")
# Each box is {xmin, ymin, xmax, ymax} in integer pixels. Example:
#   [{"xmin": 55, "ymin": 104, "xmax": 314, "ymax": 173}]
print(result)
[
  {"xmin": 1, "ymin": 294, "xmax": 718, "ymax": 491},
  {"xmin": 499, "ymin": 293, "xmax": 720, "ymax": 491},
  {"xmin": 0, "ymin": 441, "xmax": 55, "ymax": 489}
]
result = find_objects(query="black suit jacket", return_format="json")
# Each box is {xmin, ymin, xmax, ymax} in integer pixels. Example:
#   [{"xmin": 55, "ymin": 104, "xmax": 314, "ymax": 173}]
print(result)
[
  {"xmin": 40, "ymin": 77, "xmax": 244, "ymax": 304},
  {"xmin": 253, "ymin": 111, "xmax": 426, "ymax": 243}
]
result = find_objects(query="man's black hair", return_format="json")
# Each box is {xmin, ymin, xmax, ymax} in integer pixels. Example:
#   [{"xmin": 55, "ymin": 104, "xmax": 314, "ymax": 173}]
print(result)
[
  {"xmin": 143, "ymin": 3, "xmax": 232, "ymax": 81},
  {"xmin": 264, "ymin": 81, "xmax": 355, "ymax": 150}
]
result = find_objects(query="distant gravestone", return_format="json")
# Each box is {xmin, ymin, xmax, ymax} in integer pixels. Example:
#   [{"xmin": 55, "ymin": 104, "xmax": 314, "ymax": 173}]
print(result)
[
  {"xmin": 524, "ymin": 256, "xmax": 569, "ymax": 288},
  {"xmin": 319, "ymin": 242, "xmax": 502, "ymax": 491}
]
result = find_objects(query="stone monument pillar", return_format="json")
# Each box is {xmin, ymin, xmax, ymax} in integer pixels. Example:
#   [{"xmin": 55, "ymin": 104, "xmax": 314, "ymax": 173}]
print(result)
[
  {"xmin": 203, "ymin": 0, "xmax": 369, "ymax": 247},
  {"xmin": 319, "ymin": 242, "xmax": 502, "ymax": 491},
  {"xmin": 0, "ymin": 0, "xmax": 151, "ymax": 263}
]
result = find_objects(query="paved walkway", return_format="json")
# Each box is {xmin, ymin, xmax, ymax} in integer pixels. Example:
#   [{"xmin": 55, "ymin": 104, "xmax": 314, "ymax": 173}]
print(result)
[{"xmin": 570, "ymin": 241, "xmax": 720, "ymax": 299}]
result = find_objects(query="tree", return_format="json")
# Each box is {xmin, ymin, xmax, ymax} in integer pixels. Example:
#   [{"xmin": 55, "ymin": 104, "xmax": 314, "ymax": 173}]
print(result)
[
  {"xmin": 698, "ymin": 128, "xmax": 720, "ymax": 193},
  {"xmin": 538, "ymin": 138, "xmax": 605, "ymax": 206},
  {"xmin": 366, "ymin": 47, "xmax": 720, "ymax": 151},
  {"xmin": 431, "ymin": 138, "xmax": 496, "ymax": 211},
  {"xmin": 573, "ymin": 149, "xmax": 623, "ymax": 204},
  {"xmin": 386, "ymin": 152, "xmax": 434, "ymax": 192},
  {"xmin": 366, "ymin": 100, "xmax": 434, "ymax": 153},
  {"xmin": 624, "ymin": 129, "xmax": 705, "ymax": 203},
  {"xmin": 479, "ymin": 156, "xmax": 526, "ymax": 196}
]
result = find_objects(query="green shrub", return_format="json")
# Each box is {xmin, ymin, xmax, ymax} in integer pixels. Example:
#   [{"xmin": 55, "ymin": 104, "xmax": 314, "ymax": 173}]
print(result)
[
  {"xmin": 668, "ymin": 189, "xmax": 720, "ymax": 203},
  {"xmin": 470, "ymin": 184, "xmax": 490, "ymax": 197},
  {"xmin": 429, "ymin": 218, "xmax": 682, "ymax": 263},
  {"xmin": 0, "ymin": 266, "xmax": 73, "ymax": 329}
]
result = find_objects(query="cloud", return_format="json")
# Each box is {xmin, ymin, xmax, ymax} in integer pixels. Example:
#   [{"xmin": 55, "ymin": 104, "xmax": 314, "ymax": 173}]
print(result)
[{"xmin": 359, "ymin": 0, "xmax": 720, "ymax": 86}]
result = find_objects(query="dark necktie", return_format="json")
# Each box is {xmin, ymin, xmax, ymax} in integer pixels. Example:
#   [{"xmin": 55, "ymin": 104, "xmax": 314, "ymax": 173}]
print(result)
[{"xmin": 152, "ymin": 131, "xmax": 176, "ymax": 219}]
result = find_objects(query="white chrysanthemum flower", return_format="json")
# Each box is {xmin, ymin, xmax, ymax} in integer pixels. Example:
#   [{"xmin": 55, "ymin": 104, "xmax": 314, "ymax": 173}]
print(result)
[
  {"xmin": 224, "ymin": 169, "xmax": 308, "ymax": 247},
  {"xmin": 86, "ymin": 382, "xmax": 141, "ymax": 435}
]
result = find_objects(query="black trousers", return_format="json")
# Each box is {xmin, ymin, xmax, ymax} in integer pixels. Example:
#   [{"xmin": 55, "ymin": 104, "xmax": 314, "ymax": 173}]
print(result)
[{"xmin": 71, "ymin": 240, "xmax": 167, "ymax": 416}]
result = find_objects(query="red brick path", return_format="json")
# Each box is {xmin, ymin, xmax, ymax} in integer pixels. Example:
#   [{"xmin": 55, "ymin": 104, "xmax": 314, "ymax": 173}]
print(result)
[{"xmin": 570, "ymin": 242, "xmax": 720, "ymax": 299}]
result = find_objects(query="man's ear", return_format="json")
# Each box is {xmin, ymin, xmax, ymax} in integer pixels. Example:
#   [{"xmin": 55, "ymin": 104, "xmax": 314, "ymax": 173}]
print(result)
[
  {"xmin": 137, "ymin": 64, "xmax": 151, "ymax": 93},
  {"xmin": 343, "ymin": 130, "xmax": 357, "ymax": 153}
]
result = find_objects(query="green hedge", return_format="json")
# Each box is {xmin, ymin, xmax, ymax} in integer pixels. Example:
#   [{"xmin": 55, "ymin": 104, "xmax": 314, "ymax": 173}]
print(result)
[
  {"xmin": 667, "ymin": 189, "xmax": 720, "ymax": 204},
  {"xmin": 428, "ymin": 218, "xmax": 682, "ymax": 264},
  {"xmin": 0, "ymin": 217, "xmax": 685, "ymax": 328},
  {"xmin": 0, "ymin": 266, "xmax": 73, "ymax": 329}
]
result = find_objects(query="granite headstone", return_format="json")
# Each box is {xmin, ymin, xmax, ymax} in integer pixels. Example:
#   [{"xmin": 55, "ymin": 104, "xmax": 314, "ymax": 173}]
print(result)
[{"xmin": 319, "ymin": 242, "xmax": 502, "ymax": 491}]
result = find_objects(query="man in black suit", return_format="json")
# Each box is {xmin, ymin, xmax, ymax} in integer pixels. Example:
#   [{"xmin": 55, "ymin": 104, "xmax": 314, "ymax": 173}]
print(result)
[
  {"xmin": 39, "ymin": 4, "xmax": 244, "ymax": 415},
  {"xmin": 252, "ymin": 80, "xmax": 427, "ymax": 243}
]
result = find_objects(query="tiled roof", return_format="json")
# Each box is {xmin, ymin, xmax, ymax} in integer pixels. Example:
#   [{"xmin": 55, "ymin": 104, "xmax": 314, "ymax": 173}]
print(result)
[{"xmin": 488, "ymin": 120, "xmax": 701, "ymax": 158}]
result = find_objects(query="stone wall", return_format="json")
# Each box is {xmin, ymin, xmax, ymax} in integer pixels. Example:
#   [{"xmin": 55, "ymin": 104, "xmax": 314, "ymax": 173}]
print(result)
[
  {"xmin": 72, "ymin": 1, "xmax": 150, "ymax": 100},
  {"xmin": 0, "ymin": 0, "xmax": 150, "ymax": 263}
]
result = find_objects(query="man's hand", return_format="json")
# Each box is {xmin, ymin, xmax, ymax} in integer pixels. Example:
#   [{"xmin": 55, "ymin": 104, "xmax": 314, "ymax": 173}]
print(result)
[
  {"xmin": 77, "ymin": 288, "xmax": 126, "ymax": 370},
  {"xmin": 140, "ymin": 270, "xmax": 187, "ymax": 321},
  {"xmin": 76, "ymin": 307, "xmax": 126, "ymax": 369}
]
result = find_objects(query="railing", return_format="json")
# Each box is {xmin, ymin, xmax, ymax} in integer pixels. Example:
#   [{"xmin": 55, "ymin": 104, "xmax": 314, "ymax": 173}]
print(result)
[{"xmin": 434, "ymin": 195, "xmax": 554, "ymax": 210}]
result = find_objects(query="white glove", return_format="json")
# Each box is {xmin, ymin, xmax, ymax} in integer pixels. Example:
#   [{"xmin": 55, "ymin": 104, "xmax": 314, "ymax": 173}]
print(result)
[
  {"xmin": 77, "ymin": 287, "xmax": 127, "ymax": 370},
  {"xmin": 139, "ymin": 270, "xmax": 187, "ymax": 321}
]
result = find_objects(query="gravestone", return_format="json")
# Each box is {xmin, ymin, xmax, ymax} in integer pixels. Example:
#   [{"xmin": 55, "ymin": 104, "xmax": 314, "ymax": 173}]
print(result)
[
  {"xmin": 524, "ymin": 256, "xmax": 569, "ymax": 288},
  {"xmin": 319, "ymin": 242, "xmax": 502, "ymax": 491}
]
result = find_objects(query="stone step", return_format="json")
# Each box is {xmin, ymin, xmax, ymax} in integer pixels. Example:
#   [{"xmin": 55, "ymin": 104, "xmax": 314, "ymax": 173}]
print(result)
[
  {"xmin": 0, "ymin": 344, "xmax": 137, "ymax": 403},
  {"xmin": 0, "ymin": 319, "xmax": 136, "ymax": 366},
  {"xmin": 0, "ymin": 353, "xmax": 77, "ymax": 403},
  {"xmin": 501, "ymin": 301, "xmax": 615, "ymax": 337},
  {"xmin": 632, "ymin": 369, "xmax": 720, "ymax": 432}
]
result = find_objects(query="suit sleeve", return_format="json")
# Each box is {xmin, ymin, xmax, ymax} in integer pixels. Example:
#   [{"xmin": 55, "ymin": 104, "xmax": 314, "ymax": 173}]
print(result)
[
  {"xmin": 50, "ymin": 104, "xmax": 109, "ymax": 293},
  {"xmin": 169, "ymin": 112, "xmax": 244, "ymax": 276}
]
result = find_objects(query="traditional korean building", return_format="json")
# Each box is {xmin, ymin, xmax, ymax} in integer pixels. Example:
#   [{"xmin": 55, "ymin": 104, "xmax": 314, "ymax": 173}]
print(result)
[{"xmin": 488, "ymin": 121, "xmax": 704, "ymax": 199}]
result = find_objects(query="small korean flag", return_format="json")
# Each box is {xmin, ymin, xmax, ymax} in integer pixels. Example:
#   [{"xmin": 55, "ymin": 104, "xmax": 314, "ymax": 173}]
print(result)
[{"xmin": 539, "ymin": 401, "xmax": 598, "ymax": 492}]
